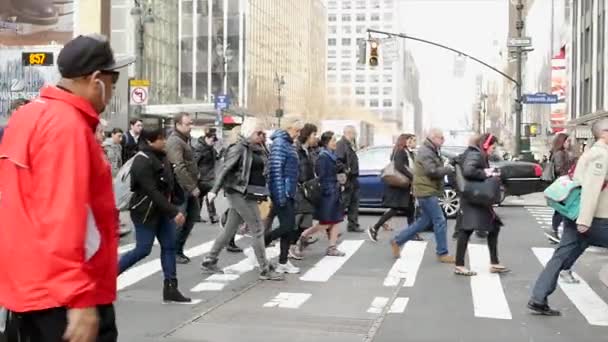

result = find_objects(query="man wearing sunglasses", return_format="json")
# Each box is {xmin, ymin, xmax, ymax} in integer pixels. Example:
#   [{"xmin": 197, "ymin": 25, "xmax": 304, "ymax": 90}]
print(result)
[{"xmin": 0, "ymin": 34, "xmax": 133, "ymax": 342}]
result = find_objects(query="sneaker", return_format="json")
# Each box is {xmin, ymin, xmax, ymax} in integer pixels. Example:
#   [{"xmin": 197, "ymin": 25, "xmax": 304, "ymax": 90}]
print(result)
[
  {"xmin": 437, "ymin": 254, "xmax": 456, "ymax": 264},
  {"xmin": 544, "ymin": 228, "xmax": 560, "ymax": 244},
  {"xmin": 390, "ymin": 240, "xmax": 401, "ymax": 258},
  {"xmin": 559, "ymin": 270, "xmax": 580, "ymax": 284},
  {"xmin": 367, "ymin": 227, "xmax": 378, "ymax": 242},
  {"xmin": 276, "ymin": 261, "xmax": 300, "ymax": 274},
  {"xmin": 289, "ymin": 245, "xmax": 303, "ymax": 260},
  {"xmin": 201, "ymin": 259, "xmax": 224, "ymax": 274},
  {"xmin": 259, "ymin": 269, "xmax": 285, "ymax": 281},
  {"xmin": 176, "ymin": 253, "xmax": 191, "ymax": 265},
  {"xmin": 527, "ymin": 300, "xmax": 561, "ymax": 316},
  {"xmin": 326, "ymin": 246, "xmax": 346, "ymax": 257}
]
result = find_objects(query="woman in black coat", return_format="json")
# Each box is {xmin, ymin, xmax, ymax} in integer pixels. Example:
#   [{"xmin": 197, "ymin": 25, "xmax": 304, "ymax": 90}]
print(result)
[
  {"xmin": 368, "ymin": 134, "xmax": 421, "ymax": 242},
  {"xmin": 454, "ymin": 133, "xmax": 509, "ymax": 276}
]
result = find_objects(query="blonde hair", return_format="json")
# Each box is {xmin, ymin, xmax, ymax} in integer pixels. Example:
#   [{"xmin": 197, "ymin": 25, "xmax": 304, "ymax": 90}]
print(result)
[{"xmin": 240, "ymin": 117, "xmax": 265, "ymax": 138}]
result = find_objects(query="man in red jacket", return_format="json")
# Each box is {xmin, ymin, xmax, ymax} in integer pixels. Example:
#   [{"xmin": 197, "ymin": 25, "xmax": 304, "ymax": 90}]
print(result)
[{"xmin": 0, "ymin": 34, "xmax": 133, "ymax": 342}]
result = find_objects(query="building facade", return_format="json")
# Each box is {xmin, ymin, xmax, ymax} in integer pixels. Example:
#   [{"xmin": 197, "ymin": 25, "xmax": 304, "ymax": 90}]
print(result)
[
  {"xmin": 325, "ymin": 0, "xmax": 404, "ymax": 129},
  {"xmin": 179, "ymin": 0, "xmax": 326, "ymax": 122},
  {"xmin": 402, "ymin": 50, "xmax": 422, "ymax": 137}
]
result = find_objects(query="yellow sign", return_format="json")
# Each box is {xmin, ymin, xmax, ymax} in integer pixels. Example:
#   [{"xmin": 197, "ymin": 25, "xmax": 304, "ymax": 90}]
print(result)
[
  {"xmin": 22, "ymin": 52, "xmax": 54, "ymax": 66},
  {"xmin": 130, "ymin": 79, "xmax": 150, "ymax": 87}
]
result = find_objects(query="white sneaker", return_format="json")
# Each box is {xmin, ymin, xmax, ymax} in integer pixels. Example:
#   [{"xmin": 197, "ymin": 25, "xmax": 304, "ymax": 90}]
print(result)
[
  {"xmin": 276, "ymin": 261, "xmax": 300, "ymax": 274},
  {"xmin": 244, "ymin": 247, "xmax": 259, "ymax": 267}
]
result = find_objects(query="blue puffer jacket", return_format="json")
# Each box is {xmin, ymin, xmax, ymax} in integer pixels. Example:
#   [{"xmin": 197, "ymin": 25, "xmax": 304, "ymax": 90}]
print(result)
[{"xmin": 268, "ymin": 130, "xmax": 299, "ymax": 207}]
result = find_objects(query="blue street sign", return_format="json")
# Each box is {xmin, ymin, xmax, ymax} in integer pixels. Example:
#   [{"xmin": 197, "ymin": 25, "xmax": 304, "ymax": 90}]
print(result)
[
  {"xmin": 522, "ymin": 92, "xmax": 559, "ymax": 104},
  {"xmin": 214, "ymin": 94, "xmax": 230, "ymax": 110}
]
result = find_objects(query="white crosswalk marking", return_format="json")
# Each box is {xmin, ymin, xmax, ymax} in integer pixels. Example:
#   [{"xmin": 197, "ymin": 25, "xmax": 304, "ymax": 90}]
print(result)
[
  {"xmin": 468, "ymin": 244, "xmax": 512, "ymax": 320},
  {"xmin": 367, "ymin": 297, "xmax": 409, "ymax": 314},
  {"xmin": 191, "ymin": 246, "xmax": 280, "ymax": 292},
  {"xmin": 118, "ymin": 236, "xmax": 243, "ymax": 291},
  {"xmin": 532, "ymin": 247, "xmax": 608, "ymax": 326},
  {"xmin": 300, "ymin": 240, "xmax": 364, "ymax": 282},
  {"xmin": 383, "ymin": 241, "xmax": 427, "ymax": 287},
  {"xmin": 117, "ymin": 239, "xmax": 159, "ymax": 255},
  {"xmin": 263, "ymin": 292, "xmax": 311, "ymax": 309}
]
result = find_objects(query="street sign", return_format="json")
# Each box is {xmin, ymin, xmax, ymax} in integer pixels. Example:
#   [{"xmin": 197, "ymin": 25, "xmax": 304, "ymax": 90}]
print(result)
[
  {"xmin": 522, "ymin": 92, "xmax": 558, "ymax": 104},
  {"xmin": 129, "ymin": 80, "xmax": 150, "ymax": 106},
  {"xmin": 508, "ymin": 37, "xmax": 532, "ymax": 47},
  {"xmin": 214, "ymin": 94, "xmax": 230, "ymax": 110}
]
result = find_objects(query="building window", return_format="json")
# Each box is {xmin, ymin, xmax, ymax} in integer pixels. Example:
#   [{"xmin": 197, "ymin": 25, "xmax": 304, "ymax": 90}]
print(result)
[
  {"xmin": 371, "ymin": 13, "xmax": 380, "ymax": 21},
  {"xmin": 355, "ymin": 87, "xmax": 365, "ymax": 95},
  {"xmin": 384, "ymin": 0, "xmax": 393, "ymax": 8},
  {"xmin": 328, "ymin": 1, "xmax": 337, "ymax": 9},
  {"xmin": 383, "ymin": 99, "xmax": 393, "ymax": 107},
  {"xmin": 341, "ymin": 61, "xmax": 352, "ymax": 71},
  {"xmin": 328, "ymin": 49, "xmax": 337, "ymax": 58},
  {"xmin": 372, "ymin": 0, "xmax": 380, "ymax": 9},
  {"xmin": 342, "ymin": 74, "xmax": 352, "ymax": 82},
  {"xmin": 341, "ymin": 87, "xmax": 351, "ymax": 95},
  {"xmin": 342, "ymin": 1, "xmax": 352, "ymax": 9},
  {"xmin": 328, "ymin": 62, "xmax": 337, "ymax": 71},
  {"xmin": 383, "ymin": 74, "xmax": 393, "ymax": 83},
  {"xmin": 342, "ymin": 26, "xmax": 352, "ymax": 34},
  {"xmin": 342, "ymin": 38, "xmax": 352, "ymax": 46},
  {"xmin": 356, "ymin": 74, "xmax": 365, "ymax": 83},
  {"xmin": 342, "ymin": 14, "xmax": 352, "ymax": 21},
  {"xmin": 328, "ymin": 74, "xmax": 337, "ymax": 82},
  {"xmin": 328, "ymin": 38, "xmax": 337, "ymax": 46},
  {"xmin": 383, "ymin": 87, "xmax": 391, "ymax": 95},
  {"xmin": 329, "ymin": 26, "xmax": 337, "ymax": 34},
  {"xmin": 383, "ymin": 63, "xmax": 393, "ymax": 70},
  {"xmin": 356, "ymin": 25, "xmax": 365, "ymax": 33},
  {"xmin": 356, "ymin": 99, "xmax": 366, "ymax": 107},
  {"xmin": 370, "ymin": 74, "xmax": 380, "ymax": 83},
  {"xmin": 356, "ymin": 0, "xmax": 366, "ymax": 9},
  {"xmin": 356, "ymin": 13, "xmax": 365, "ymax": 21},
  {"xmin": 370, "ymin": 99, "xmax": 379, "ymax": 107},
  {"xmin": 329, "ymin": 14, "xmax": 337, "ymax": 22},
  {"xmin": 370, "ymin": 87, "xmax": 379, "ymax": 95},
  {"xmin": 384, "ymin": 13, "xmax": 393, "ymax": 21}
]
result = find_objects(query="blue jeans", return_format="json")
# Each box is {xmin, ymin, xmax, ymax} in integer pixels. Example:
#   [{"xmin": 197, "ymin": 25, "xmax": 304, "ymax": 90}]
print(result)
[
  {"xmin": 119, "ymin": 216, "xmax": 177, "ymax": 280},
  {"xmin": 393, "ymin": 196, "xmax": 449, "ymax": 256},
  {"xmin": 531, "ymin": 217, "xmax": 608, "ymax": 305}
]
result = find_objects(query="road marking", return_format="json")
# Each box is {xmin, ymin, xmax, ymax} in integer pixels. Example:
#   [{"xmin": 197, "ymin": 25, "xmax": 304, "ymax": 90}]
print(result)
[
  {"xmin": 263, "ymin": 292, "xmax": 311, "ymax": 309},
  {"xmin": 468, "ymin": 244, "xmax": 512, "ymax": 320},
  {"xmin": 117, "ymin": 239, "xmax": 159, "ymax": 255},
  {"xmin": 532, "ymin": 247, "xmax": 608, "ymax": 326},
  {"xmin": 191, "ymin": 246, "xmax": 279, "ymax": 292},
  {"xmin": 118, "ymin": 236, "xmax": 242, "ymax": 291},
  {"xmin": 367, "ymin": 297, "xmax": 409, "ymax": 314},
  {"xmin": 383, "ymin": 241, "xmax": 427, "ymax": 287},
  {"xmin": 300, "ymin": 240, "xmax": 364, "ymax": 282}
]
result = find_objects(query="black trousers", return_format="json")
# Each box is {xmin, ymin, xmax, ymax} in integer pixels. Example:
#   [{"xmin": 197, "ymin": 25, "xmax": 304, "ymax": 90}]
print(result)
[
  {"xmin": 265, "ymin": 200, "xmax": 296, "ymax": 264},
  {"xmin": 176, "ymin": 195, "xmax": 199, "ymax": 255},
  {"xmin": 455, "ymin": 229, "xmax": 500, "ymax": 267},
  {"xmin": 342, "ymin": 181, "xmax": 360, "ymax": 230},
  {"xmin": 11, "ymin": 305, "xmax": 117, "ymax": 342}
]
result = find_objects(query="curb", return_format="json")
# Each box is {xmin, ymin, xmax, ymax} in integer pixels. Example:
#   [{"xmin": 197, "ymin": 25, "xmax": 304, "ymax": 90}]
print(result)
[{"xmin": 600, "ymin": 265, "xmax": 608, "ymax": 289}]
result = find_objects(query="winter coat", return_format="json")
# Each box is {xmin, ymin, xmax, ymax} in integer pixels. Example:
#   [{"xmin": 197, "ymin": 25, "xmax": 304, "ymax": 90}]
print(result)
[
  {"xmin": 268, "ymin": 130, "xmax": 299, "ymax": 207},
  {"xmin": 211, "ymin": 136, "xmax": 257, "ymax": 195},
  {"xmin": 459, "ymin": 146, "xmax": 503, "ymax": 232},
  {"xmin": 295, "ymin": 141, "xmax": 316, "ymax": 214},
  {"xmin": 551, "ymin": 149, "xmax": 573, "ymax": 177},
  {"xmin": 314, "ymin": 148, "xmax": 344, "ymax": 223},
  {"xmin": 102, "ymin": 138, "xmax": 123, "ymax": 177},
  {"xmin": 413, "ymin": 138, "xmax": 452, "ymax": 197},
  {"xmin": 193, "ymin": 138, "xmax": 218, "ymax": 185},
  {"xmin": 382, "ymin": 148, "xmax": 413, "ymax": 210},
  {"xmin": 121, "ymin": 131, "xmax": 146, "ymax": 162},
  {"xmin": 336, "ymin": 136, "xmax": 359, "ymax": 185},
  {"xmin": 129, "ymin": 146, "xmax": 179, "ymax": 227},
  {"xmin": 166, "ymin": 130, "xmax": 199, "ymax": 193}
]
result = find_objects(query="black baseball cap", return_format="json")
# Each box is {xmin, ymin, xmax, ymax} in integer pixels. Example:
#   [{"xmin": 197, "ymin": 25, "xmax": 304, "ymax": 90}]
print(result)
[{"xmin": 57, "ymin": 34, "xmax": 135, "ymax": 78}]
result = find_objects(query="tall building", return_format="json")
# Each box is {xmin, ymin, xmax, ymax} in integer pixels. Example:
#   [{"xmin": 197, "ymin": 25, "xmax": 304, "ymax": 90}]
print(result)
[
  {"xmin": 325, "ymin": 0, "xmax": 404, "ymax": 129},
  {"xmin": 402, "ymin": 50, "xmax": 422, "ymax": 136},
  {"xmin": 179, "ymin": 0, "xmax": 326, "ymax": 121}
]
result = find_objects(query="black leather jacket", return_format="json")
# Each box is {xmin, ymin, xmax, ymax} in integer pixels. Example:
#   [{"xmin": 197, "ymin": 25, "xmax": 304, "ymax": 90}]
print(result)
[{"xmin": 212, "ymin": 136, "xmax": 258, "ymax": 194}]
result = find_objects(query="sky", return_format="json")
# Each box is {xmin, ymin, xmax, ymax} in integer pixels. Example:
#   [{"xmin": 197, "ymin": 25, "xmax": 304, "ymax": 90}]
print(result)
[{"xmin": 395, "ymin": 0, "xmax": 508, "ymax": 132}]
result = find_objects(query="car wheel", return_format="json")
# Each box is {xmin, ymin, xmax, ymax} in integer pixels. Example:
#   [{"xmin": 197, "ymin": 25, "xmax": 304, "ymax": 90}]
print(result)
[{"xmin": 440, "ymin": 188, "xmax": 460, "ymax": 219}]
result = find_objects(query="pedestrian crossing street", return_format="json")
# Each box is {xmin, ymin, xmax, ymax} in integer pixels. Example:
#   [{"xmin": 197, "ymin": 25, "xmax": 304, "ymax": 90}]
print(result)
[{"xmin": 116, "ymin": 207, "xmax": 608, "ymax": 330}]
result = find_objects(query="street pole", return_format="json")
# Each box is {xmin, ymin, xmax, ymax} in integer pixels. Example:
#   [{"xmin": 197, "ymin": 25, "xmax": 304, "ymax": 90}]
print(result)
[{"xmin": 514, "ymin": 0, "xmax": 525, "ymax": 157}]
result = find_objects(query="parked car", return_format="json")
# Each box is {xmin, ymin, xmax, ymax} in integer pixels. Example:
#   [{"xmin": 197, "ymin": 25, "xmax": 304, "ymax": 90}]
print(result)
[{"xmin": 358, "ymin": 145, "xmax": 545, "ymax": 218}]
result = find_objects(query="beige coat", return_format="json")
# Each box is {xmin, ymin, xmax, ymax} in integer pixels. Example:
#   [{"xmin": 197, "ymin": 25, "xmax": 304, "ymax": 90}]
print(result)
[{"xmin": 573, "ymin": 140, "xmax": 608, "ymax": 227}]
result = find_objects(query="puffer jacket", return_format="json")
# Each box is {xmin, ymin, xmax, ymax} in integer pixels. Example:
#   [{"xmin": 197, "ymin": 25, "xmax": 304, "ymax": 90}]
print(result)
[
  {"xmin": 268, "ymin": 130, "xmax": 299, "ymax": 207},
  {"xmin": 211, "ymin": 136, "xmax": 254, "ymax": 195},
  {"xmin": 102, "ymin": 138, "xmax": 122, "ymax": 177},
  {"xmin": 413, "ymin": 138, "xmax": 452, "ymax": 197}
]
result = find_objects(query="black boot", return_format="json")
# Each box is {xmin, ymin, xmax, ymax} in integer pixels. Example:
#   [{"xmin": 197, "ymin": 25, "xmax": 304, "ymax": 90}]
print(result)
[
  {"xmin": 226, "ymin": 238, "xmax": 242, "ymax": 253},
  {"xmin": 163, "ymin": 279, "xmax": 191, "ymax": 303},
  {"xmin": 11, "ymin": 0, "xmax": 58, "ymax": 25}
]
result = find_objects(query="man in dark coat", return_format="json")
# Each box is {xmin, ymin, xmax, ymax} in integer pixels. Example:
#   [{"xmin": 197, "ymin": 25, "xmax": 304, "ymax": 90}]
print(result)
[{"xmin": 336, "ymin": 125, "xmax": 363, "ymax": 233}]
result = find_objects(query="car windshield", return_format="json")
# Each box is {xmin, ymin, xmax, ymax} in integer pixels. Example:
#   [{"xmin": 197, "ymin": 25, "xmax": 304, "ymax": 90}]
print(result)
[{"xmin": 358, "ymin": 146, "xmax": 392, "ymax": 171}]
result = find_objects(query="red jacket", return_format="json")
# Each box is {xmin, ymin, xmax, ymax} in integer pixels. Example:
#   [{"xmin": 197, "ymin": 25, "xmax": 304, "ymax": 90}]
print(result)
[{"xmin": 0, "ymin": 86, "xmax": 119, "ymax": 312}]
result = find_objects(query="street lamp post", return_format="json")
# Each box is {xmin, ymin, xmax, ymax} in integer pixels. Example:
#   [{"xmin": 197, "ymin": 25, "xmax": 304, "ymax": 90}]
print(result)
[
  {"xmin": 274, "ymin": 73, "xmax": 285, "ymax": 128},
  {"xmin": 130, "ymin": 0, "xmax": 155, "ymax": 119},
  {"xmin": 514, "ymin": 0, "xmax": 525, "ymax": 157}
]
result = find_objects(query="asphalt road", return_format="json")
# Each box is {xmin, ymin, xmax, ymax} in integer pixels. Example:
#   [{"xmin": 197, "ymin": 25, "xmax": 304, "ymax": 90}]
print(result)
[{"xmin": 114, "ymin": 198, "xmax": 608, "ymax": 342}]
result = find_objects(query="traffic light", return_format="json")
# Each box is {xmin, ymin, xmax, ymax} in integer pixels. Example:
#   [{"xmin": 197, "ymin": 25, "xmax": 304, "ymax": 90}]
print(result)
[{"xmin": 369, "ymin": 40, "xmax": 379, "ymax": 67}]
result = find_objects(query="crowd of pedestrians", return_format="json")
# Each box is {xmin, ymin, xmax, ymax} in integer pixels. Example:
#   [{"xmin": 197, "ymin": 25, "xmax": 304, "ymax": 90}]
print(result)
[{"xmin": 0, "ymin": 33, "xmax": 607, "ymax": 341}]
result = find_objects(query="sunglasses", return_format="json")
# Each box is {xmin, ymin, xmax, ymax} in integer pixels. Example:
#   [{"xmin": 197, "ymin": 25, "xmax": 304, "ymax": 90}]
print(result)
[{"xmin": 101, "ymin": 71, "xmax": 120, "ymax": 85}]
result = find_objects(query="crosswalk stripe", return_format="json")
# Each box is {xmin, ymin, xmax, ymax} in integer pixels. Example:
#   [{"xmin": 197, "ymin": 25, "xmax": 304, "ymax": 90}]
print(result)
[
  {"xmin": 190, "ymin": 246, "xmax": 280, "ymax": 292},
  {"xmin": 532, "ymin": 247, "xmax": 608, "ymax": 326},
  {"xmin": 118, "ymin": 236, "xmax": 242, "ymax": 291},
  {"xmin": 383, "ymin": 241, "xmax": 427, "ymax": 287},
  {"xmin": 367, "ymin": 297, "xmax": 409, "ymax": 314},
  {"xmin": 263, "ymin": 292, "xmax": 311, "ymax": 309},
  {"xmin": 468, "ymin": 244, "xmax": 512, "ymax": 320},
  {"xmin": 300, "ymin": 240, "xmax": 364, "ymax": 282}
]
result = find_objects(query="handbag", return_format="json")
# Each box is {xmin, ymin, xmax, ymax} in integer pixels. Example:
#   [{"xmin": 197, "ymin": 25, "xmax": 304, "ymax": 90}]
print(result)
[
  {"xmin": 461, "ymin": 175, "xmax": 502, "ymax": 206},
  {"xmin": 245, "ymin": 185, "xmax": 269, "ymax": 201},
  {"xmin": 381, "ymin": 162, "xmax": 410, "ymax": 188},
  {"xmin": 544, "ymin": 176, "xmax": 581, "ymax": 220},
  {"xmin": 301, "ymin": 178, "xmax": 321, "ymax": 204}
]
